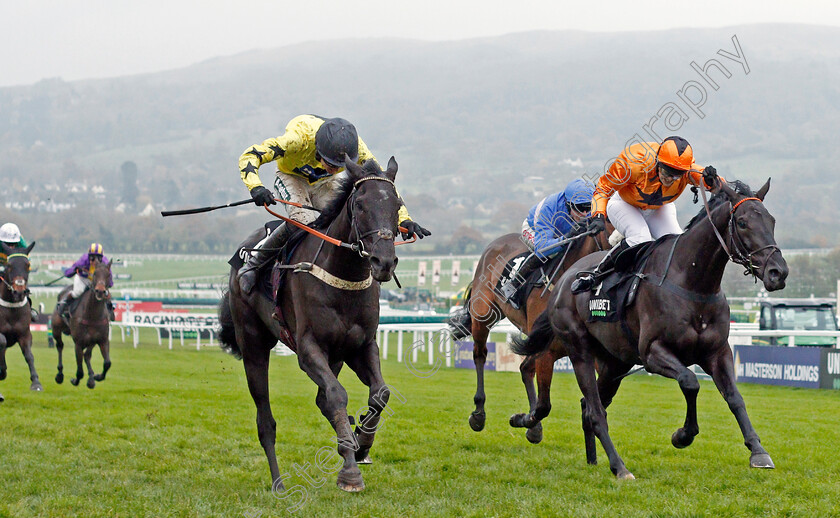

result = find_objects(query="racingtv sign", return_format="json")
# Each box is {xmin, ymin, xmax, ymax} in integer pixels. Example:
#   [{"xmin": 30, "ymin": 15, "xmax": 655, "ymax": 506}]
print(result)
[{"xmin": 734, "ymin": 345, "xmax": 820, "ymax": 389}]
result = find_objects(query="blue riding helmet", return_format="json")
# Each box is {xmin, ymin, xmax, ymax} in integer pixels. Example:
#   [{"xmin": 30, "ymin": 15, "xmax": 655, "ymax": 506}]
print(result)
[{"xmin": 564, "ymin": 178, "xmax": 595, "ymax": 212}]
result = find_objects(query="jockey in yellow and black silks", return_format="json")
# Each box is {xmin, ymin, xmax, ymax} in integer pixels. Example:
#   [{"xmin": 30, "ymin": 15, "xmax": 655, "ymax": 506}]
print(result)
[
  {"xmin": 572, "ymin": 136, "xmax": 722, "ymax": 293},
  {"xmin": 237, "ymin": 115, "xmax": 431, "ymax": 293}
]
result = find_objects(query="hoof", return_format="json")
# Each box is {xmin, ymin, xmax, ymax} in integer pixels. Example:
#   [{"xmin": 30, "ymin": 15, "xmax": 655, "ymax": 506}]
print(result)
[
  {"xmin": 525, "ymin": 423, "xmax": 543, "ymax": 444},
  {"xmin": 55, "ymin": 372, "xmax": 64, "ymax": 384},
  {"xmin": 70, "ymin": 378, "xmax": 80, "ymax": 386},
  {"xmin": 0, "ymin": 370, "xmax": 6, "ymax": 380},
  {"xmin": 86, "ymin": 378, "xmax": 96, "ymax": 389},
  {"xmin": 0, "ymin": 393, "xmax": 4, "ymax": 402},
  {"xmin": 354, "ymin": 447, "xmax": 371, "ymax": 463},
  {"xmin": 671, "ymin": 428, "xmax": 696, "ymax": 449},
  {"xmin": 750, "ymin": 453, "xmax": 775, "ymax": 469},
  {"xmin": 30, "ymin": 382, "xmax": 43, "ymax": 392},
  {"xmin": 357, "ymin": 455, "xmax": 372, "ymax": 465},
  {"xmin": 336, "ymin": 467, "xmax": 364, "ymax": 493},
  {"xmin": 509, "ymin": 413, "xmax": 527, "ymax": 428},
  {"xmin": 617, "ymin": 470, "xmax": 636, "ymax": 480},
  {"xmin": 94, "ymin": 373, "xmax": 105, "ymax": 382},
  {"xmin": 469, "ymin": 411, "xmax": 486, "ymax": 432}
]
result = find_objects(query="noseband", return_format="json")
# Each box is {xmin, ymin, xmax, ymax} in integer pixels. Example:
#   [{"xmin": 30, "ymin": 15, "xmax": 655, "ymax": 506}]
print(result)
[{"xmin": 347, "ymin": 176, "xmax": 398, "ymax": 258}]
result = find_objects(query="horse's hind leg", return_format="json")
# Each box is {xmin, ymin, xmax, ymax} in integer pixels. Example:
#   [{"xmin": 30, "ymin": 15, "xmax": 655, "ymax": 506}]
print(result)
[
  {"xmin": 643, "ymin": 340, "xmax": 700, "ymax": 449},
  {"xmin": 54, "ymin": 332, "xmax": 65, "ymax": 384},
  {"xmin": 83, "ymin": 345, "xmax": 96, "ymax": 389},
  {"xmin": 700, "ymin": 344, "xmax": 773, "ymax": 469},
  {"xmin": 94, "ymin": 338, "xmax": 112, "ymax": 381},
  {"xmin": 297, "ymin": 342, "xmax": 363, "ymax": 492},
  {"xmin": 581, "ymin": 358, "xmax": 634, "ymax": 465},
  {"xmin": 568, "ymin": 336, "xmax": 633, "ymax": 479},
  {"xmin": 509, "ymin": 351, "xmax": 549, "ymax": 444},
  {"xmin": 241, "ymin": 341, "xmax": 283, "ymax": 489},
  {"xmin": 19, "ymin": 335, "xmax": 42, "ymax": 391}
]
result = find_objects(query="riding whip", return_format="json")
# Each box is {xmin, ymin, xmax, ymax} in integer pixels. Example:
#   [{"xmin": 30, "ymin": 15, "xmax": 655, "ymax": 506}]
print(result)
[{"xmin": 161, "ymin": 198, "xmax": 320, "ymax": 217}]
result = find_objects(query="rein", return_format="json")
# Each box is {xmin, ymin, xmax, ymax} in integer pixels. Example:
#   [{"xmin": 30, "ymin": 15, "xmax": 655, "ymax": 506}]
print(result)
[{"xmin": 698, "ymin": 182, "xmax": 780, "ymax": 280}]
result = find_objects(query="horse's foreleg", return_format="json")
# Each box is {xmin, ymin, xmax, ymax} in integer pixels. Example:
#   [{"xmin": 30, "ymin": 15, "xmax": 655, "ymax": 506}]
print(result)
[
  {"xmin": 643, "ymin": 340, "xmax": 700, "ymax": 449},
  {"xmin": 701, "ymin": 344, "xmax": 773, "ymax": 469},
  {"xmin": 70, "ymin": 341, "xmax": 84, "ymax": 386},
  {"xmin": 19, "ymin": 335, "xmax": 42, "ymax": 391},
  {"xmin": 468, "ymin": 295, "xmax": 499, "ymax": 432},
  {"xmin": 0, "ymin": 333, "xmax": 7, "ymax": 380},
  {"xmin": 297, "ymin": 343, "xmax": 362, "ymax": 492},
  {"xmin": 94, "ymin": 339, "xmax": 111, "ymax": 381},
  {"xmin": 345, "ymin": 340, "xmax": 393, "ymax": 464},
  {"xmin": 54, "ymin": 332, "xmax": 65, "ymax": 384},
  {"xmin": 242, "ymin": 345, "xmax": 283, "ymax": 488},
  {"xmin": 583, "ymin": 359, "xmax": 633, "ymax": 465},
  {"xmin": 83, "ymin": 345, "xmax": 96, "ymax": 389}
]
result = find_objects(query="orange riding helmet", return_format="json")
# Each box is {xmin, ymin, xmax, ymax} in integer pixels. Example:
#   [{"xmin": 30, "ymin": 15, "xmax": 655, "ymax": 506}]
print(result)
[{"xmin": 656, "ymin": 136, "xmax": 693, "ymax": 174}]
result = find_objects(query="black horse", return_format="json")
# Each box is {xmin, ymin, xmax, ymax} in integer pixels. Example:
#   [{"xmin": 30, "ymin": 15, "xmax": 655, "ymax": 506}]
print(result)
[
  {"xmin": 512, "ymin": 180, "xmax": 788, "ymax": 479},
  {"xmin": 51, "ymin": 259, "xmax": 113, "ymax": 389},
  {"xmin": 219, "ymin": 157, "xmax": 403, "ymax": 492},
  {"xmin": 0, "ymin": 242, "xmax": 41, "ymax": 396}
]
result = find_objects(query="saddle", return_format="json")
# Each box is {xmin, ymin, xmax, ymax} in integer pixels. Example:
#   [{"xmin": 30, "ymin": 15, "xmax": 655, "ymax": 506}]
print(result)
[
  {"xmin": 584, "ymin": 237, "xmax": 670, "ymax": 341},
  {"xmin": 495, "ymin": 252, "xmax": 560, "ymax": 309}
]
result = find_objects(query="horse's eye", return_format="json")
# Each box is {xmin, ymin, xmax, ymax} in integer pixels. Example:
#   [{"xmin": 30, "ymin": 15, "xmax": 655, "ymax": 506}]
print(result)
[{"xmin": 737, "ymin": 219, "xmax": 747, "ymax": 229}]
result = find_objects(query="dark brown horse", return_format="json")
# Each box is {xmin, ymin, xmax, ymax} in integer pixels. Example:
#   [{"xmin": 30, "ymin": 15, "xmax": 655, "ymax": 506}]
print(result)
[
  {"xmin": 0, "ymin": 242, "xmax": 41, "ymax": 396},
  {"xmin": 449, "ymin": 222, "xmax": 612, "ymax": 443},
  {"xmin": 218, "ymin": 158, "xmax": 403, "ymax": 493},
  {"xmin": 51, "ymin": 259, "xmax": 113, "ymax": 389},
  {"xmin": 512, "ymin": 180, "xmax": 788, "ymax": 479}
]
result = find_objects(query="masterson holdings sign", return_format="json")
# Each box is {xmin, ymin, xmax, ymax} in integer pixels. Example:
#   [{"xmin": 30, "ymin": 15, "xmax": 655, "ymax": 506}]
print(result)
[{"xmin": 734, "ymin": 345, "xmax": 820, "ymax": 389}]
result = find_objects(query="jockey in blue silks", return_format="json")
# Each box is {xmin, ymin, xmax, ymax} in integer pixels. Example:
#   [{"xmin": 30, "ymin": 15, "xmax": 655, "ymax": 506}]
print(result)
[{"xmin": 499, "ymin": 178, "xmax": 595, "ymax": 307}]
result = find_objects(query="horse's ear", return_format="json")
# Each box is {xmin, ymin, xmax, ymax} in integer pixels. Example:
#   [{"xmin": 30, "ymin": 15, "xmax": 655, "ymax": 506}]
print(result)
[
  {"xmin": 385, "ymin": 156, "xmax": 398, "ymax": 182},
  {"xmin": 344, "ymin": 154, "xmax": 364, "ymax": 179},
  {"xmin": 755, "ymin": 178, "xmax": 771, "ymax": 201},
  {"xmin": 0, "ymin": 242, "xmax": 11, "ymax": 256},
  {"xmin": 24, "ymin": 241, "xmax": 35, "ymax": 255},
  {"xmin": 717, "ymin": 181, "xmax": 738, "ymax": 203}
]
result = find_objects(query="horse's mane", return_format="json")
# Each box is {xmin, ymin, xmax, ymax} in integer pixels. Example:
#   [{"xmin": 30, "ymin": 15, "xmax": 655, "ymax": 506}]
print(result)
[
  {"xmin": 684, "ymin": 180, "xmax": 753, "ymax": 230},
  {"xmin": 309, "ymin": 160, "xmax": 384, "ymax": 230}
]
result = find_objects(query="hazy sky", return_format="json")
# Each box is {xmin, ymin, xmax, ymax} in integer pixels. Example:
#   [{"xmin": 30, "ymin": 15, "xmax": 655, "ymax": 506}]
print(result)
[{"xmin": 2, "ymin": 0, "xmax": 839, "ymax": 87}]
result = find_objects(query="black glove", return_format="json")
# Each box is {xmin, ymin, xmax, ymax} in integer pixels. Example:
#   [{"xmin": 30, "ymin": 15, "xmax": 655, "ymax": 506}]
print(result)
[
  {"xmin": 250, "ymin": 186, "xmax": 276, "ymax": 206},
  {"xmin": 399, "ymin": 220, "xmax": 431, "ymax": 240},
  {"xmin": 702, "ymin": 165, "xmax": 718, "ymax": 188},
  {"xmin": 587, "ymin": 214, "xmax": 606, "ymax": 235}
]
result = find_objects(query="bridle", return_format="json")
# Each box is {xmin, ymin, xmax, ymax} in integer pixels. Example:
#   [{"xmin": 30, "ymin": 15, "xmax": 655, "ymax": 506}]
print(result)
[
  {"xmin": 699, "ymin": 183, "xmax": 781, "ymax": 280},
  {"xmin": 346, "ymin": 175, "xmax": 399, "ymax": 258}
]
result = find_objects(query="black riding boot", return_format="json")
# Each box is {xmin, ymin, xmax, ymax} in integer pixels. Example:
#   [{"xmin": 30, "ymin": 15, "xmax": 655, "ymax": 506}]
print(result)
[
  {"xmin": 238, "ymin": 223, "xmax": 292, "ymax": 294},
  {"xmin": 499, "ymin": 252, "xmax": 544, "ymax": 308},
  {"xmin": 56, "ymin": 295, "xmax": 74, "ymax": 321},
  {"xmin": 571, "ymin": 239, "xmax": 630, "ymax": 293}
]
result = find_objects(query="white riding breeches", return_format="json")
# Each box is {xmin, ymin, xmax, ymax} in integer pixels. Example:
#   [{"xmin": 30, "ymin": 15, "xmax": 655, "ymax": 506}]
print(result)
[
  {"xmin": 273, "ymin": 172, "xmax": 347, "ymax": 225},
  {"xmin": 606, "ymin": 196, "xmax": 683, "ymax": 247},
  {"xmin": 71, "ymin": 275, "xmax": 91, "ymax": 298}
]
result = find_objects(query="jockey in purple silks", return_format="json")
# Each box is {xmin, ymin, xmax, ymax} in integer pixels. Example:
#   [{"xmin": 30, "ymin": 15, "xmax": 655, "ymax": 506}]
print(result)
[{"xmin": 55, "ymin": 243, "xmax": 114, "ymax": 319}]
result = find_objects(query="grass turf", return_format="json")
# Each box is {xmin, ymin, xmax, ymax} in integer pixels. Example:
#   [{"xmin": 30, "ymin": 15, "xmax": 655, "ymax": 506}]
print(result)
[{"xmin": 0, "ymin": 337, "xmax": 838, "ymax": 517}]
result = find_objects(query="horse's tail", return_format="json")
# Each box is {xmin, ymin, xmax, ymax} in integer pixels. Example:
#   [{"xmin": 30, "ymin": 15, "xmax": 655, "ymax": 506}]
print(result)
[
  {"xmin": 217, "ymin": 290, "xmax": 241, "ymax": 359},
  {"xmin": 447, "ymin": 281, "xmax": 473, "ymax": 340},
  {"xmin": 510, "ymin": 308, "xmax": 554, "ymax": 357}
]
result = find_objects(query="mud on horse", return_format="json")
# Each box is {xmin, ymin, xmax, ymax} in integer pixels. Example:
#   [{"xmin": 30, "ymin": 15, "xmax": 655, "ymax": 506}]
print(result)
[
  {"xmin": 512, "ymin": 179, "xmax": 787, "ymax": 479},
  {"xmin": 219, "ymin": 157, "xmax": 405, "ymax": 493},
  {"xmin": 0, "ymin": 241, "xmax": 41, "ymax": 394}
]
